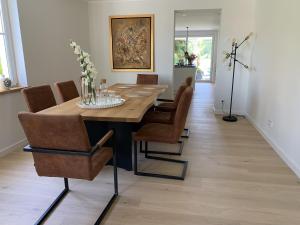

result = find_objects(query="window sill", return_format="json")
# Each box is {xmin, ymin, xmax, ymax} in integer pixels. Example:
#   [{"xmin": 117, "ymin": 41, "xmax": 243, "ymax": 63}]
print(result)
[{"xmin": 0, "ymin": 86, "xmax": 25, "ymax": 95}]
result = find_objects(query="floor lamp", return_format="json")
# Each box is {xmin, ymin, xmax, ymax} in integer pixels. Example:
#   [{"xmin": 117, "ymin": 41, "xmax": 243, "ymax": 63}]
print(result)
[{"xmin": 223, "ymin": 33, "xmax": 253, "ymax": 122}]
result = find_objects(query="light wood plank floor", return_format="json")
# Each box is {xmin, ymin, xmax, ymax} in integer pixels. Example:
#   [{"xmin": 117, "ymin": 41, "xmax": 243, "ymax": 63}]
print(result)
[{"xmin": 1, "ymin": 83, "xmax": 300, "ymax": 225}]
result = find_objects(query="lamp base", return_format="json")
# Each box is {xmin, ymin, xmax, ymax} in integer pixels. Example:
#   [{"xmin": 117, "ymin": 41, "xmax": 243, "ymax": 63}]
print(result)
[{"xmin": 223, "ymin": 115, "xmax": 238, "ymax": 122}]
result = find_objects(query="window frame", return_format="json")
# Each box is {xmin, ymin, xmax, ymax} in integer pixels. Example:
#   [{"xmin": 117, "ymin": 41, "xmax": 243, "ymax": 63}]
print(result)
[{"xmin": 0, "ymin": 0, "xmax": 18, "ymax": 85}]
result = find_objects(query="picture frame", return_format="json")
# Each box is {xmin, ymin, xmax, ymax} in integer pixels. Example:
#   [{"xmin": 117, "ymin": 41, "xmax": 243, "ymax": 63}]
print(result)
[{"xmin": 109, "ymin": 14, "xmax": 154, "ymax": 72}]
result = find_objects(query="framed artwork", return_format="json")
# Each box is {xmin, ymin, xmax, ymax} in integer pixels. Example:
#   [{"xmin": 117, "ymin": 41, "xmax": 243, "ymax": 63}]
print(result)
[{"xmin": 109, "ymin": 14, "xmax": 154, "ymax": 72}]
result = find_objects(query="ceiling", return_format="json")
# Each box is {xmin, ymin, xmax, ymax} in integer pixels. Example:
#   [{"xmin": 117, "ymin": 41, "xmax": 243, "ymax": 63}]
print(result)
[{"xmin": 175, "ymin": 9, "xmax": 221, "ymax": 31}]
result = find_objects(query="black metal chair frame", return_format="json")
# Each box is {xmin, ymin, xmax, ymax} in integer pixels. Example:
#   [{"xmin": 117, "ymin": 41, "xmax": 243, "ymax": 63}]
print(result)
[
  {"xmin": 139, "ymin": 140, "xmax": 184, "ymax": 156},
  {"xmin": 23, "ymin": 131, "xmax": 118, "ymax": 225},
  {"xmin": 182, "ymin": 128, "xmax": 190, "ymax": 138},
  {"xmin": 156, "ymin": 98, "xmax": 190, "ymax": 139},
  {"xmin": 134, "ymin": 140, "xmax": 188, "ymax": 180}
]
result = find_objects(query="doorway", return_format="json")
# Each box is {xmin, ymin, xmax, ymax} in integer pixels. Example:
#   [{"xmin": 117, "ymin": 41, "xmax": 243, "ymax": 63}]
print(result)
[{"xmin": 174, "ymin": 9, "xmax": 221, "ymax": 84}]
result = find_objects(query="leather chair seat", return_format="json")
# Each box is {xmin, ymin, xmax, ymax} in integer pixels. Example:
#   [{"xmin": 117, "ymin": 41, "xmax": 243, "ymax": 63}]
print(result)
[
  {"xmin": 142, "ymin": 110, "xmax": 173, "ymax": 124},
  {"xmin": 33, "ymin": 147, "xmax": 112, "ymax": 181},
  {"xmin": 134, "ymin": 123, "xmax": 177, "ymax": 144}
]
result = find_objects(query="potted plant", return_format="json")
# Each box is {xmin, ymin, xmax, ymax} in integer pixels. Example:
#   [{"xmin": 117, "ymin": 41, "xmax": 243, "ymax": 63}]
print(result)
[
  {"xmin": 70, "ymin": 40, "xmax": 98, "ymax": 105},
  {"xmin": 184, "ymin": 51, "xmax": 197, "ymax": 66}
]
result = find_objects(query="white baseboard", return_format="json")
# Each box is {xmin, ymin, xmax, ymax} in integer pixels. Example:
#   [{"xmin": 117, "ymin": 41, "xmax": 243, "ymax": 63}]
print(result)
[
  {"xmin": 0, "ymin": 138, "xmax": 27, "ymax": 157},
  {"xmin": 213, "ymin": 107, "xmax": 245, "ymax": 116},
  {"xmin": 246, "ymin": 113, "xmax": 300, "ymax": 178}
]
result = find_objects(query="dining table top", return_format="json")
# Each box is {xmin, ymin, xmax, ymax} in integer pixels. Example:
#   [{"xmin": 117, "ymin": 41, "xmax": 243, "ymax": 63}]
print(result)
[{"xmin": 38, "ymin": 83, "xmax": 168, "ymax": 123}]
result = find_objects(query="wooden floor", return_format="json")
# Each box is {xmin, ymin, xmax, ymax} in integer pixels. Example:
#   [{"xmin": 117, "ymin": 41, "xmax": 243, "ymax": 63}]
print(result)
[{"xmin": 1, "ymin": 83, "xmax": 300, "ymax": 225}]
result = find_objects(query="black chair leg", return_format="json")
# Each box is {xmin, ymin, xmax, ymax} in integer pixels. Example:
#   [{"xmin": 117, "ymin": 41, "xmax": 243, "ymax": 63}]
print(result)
[
  {"xmin": 34, "ymin": 178, "xmax": 69, "ymax": 225},
  {"xmin": 181, "ymin": 128, "xmax": 190, "ymax": 138},
  {"xmin": 140, "ymin": 140, "xmax": 184, "ymax": 156},
  {"xmin": 94, "ymin": 138, "xmax": 118, "ymax": 225},
  {"xmin": 33, "ymin": 147, "xmax": 118, "ymax": 225},
  {"xmin": 134, "ymin": 141, "xmax": 188, "ymax": 180}
]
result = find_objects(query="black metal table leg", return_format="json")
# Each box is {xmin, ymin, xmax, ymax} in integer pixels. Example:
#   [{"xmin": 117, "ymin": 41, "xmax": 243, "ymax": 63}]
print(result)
[
  {"xmin": 85, "ymin": 121, "xmax": 134, "ymax": 171},
  {"xmin": 108, "ymin": 122, "xmax": 134, "ymax": 171}
]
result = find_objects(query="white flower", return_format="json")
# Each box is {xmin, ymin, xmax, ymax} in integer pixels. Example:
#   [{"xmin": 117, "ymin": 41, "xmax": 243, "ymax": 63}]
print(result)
[
  {"xmin": 84, "ymin": 57, "xmax": 91, "ymax": 64},
  {"xmin": 70, "ymin": 41, "xmax": 77, "ymax": 48},
  {"xmin": 82, "ymin": 51, "xmax": 90, "ymax": 58},
  {"xmin": 70, "ymin": 40, "xmax": 98, "ymax": 79},
  {"xmin": 86, "ymin": 64, "xmax": 92, "ymax": 71},
  {"xmin": 74, "ymin": 46, "xmax": 81, "ymax": 54}
]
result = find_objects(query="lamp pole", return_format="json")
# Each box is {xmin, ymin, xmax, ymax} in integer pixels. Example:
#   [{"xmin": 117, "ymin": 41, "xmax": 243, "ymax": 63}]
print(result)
[
  {"xmin": 185, "ymin": 26, "xmax": 189, "ymax": 52},
  {"xmin": 223, "ymin": 33, "xmax": 252, "ymax": 122},
  {"xmin": 223, "ymin": 43, "xmax": 238, "ymax": 122}
]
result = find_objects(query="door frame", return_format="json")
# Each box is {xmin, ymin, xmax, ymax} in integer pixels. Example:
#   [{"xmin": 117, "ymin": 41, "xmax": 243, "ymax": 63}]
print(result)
[{"xmin": 174, "ymin": 30, "xmax": 218, "ymax": 83}]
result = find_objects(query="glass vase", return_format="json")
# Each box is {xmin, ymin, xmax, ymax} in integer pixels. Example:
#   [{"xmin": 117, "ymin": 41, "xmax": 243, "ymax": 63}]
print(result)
[{"xmin": 80, "ymin": 76, "xmax": 96, "ymax": 105}]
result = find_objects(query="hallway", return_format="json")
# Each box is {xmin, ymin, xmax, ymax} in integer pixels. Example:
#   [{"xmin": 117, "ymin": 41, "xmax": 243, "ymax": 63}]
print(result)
[{"xmin": 1, "ymin": 83, "xmax": 300, "ymax": 225}]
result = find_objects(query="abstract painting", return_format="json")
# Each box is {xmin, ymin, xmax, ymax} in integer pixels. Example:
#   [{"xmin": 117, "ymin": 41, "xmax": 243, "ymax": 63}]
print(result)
[{"xmin": 110, "ymin": 15, "xmax": 154, "ymax": 71}]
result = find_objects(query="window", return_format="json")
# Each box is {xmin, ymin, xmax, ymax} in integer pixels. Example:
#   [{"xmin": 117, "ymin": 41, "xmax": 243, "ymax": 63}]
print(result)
[
  {"xmin": 174, "ymin": 36, "xmax": 214, "ymax": 82},
  {"xmin": 0, "ymin": 0, "xmax": 16, "ymax": 83}
]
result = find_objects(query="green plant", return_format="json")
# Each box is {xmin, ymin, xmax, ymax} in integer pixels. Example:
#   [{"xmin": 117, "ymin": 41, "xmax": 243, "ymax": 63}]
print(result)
[
  {"xmin": 0, "ymin": 57, "xmax": 3, "ymax": 75},
  {"xmin": 174, "ymin": 39, "xmax": 186, "ymax": 65}
]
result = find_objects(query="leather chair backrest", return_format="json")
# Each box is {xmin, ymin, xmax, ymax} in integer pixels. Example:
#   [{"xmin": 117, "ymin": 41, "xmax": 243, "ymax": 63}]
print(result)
[
  {"xmin": 137, "ymin": 74, "xmax": 158, "ymax": 85},
  {"xmin": 173, "ymin": 87, "xmax": 193, "ymax": 139},
  {"xmin": 55, "ymin": 80, "xmax": 79, "ymax": 102},
  {"xmin": 18, "ymin": 112, "xmax": 91, "ymax": 152},
  {"xmin": 185, "ymin": 77, "xmax": 193, "ymax": 87},
  {"xmin": 173, "ymin": 85, "xmax": 187, "ymax": 106},
  {"xmin": 22, "ymin": 85, "xmax": 57, "ymax": 113}
]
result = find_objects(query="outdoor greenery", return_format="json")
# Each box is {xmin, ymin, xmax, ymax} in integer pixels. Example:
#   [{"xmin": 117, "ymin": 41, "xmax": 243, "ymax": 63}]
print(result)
[
  {"xmin": 174, "ymin": 37, "xmax": 213, "ymax": 81},
  {"xmin": 174, "ymin": 39, "xmax": 186, "ymax": 65},
  {"xmin": 174, "ymin": 37, "xmax": 212, "ymax": 68},
  {"xmin": 0, "ymin": 58, "xmax": 3, "ymax": 75}
]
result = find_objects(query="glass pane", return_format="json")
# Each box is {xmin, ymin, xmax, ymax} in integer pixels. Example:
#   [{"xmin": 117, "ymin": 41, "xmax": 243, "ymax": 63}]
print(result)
[
  {"xmin": 188, "ymin": 37, "xmax": 213, "ymax": 81},
  {"xmin": 174, "ymin": 38, "xmax": 186, "ymax": 65},
  {"xmin": 0, "ymin": 35, "xmax": 10, "ymax": 78}
]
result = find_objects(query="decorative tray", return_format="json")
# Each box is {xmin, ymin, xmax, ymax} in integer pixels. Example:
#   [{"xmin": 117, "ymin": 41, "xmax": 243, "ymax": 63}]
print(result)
[{"xmin": 76, "ymin": 99, "xmax": 126, "ymax": 109}]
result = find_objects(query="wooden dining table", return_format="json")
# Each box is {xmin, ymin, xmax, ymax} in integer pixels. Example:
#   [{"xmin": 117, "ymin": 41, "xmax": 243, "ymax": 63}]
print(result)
[{"xmin": 38, "ymin": 83, "xmax": 168, "ymax": 171}]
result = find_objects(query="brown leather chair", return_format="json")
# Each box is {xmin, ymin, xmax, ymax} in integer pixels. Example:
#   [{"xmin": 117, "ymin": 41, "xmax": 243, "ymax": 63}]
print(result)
[
  {"xmin": 156, "ymin": 76, "xmax": 192, "ymax": 112},
  {"xmin": 18, "ymin": 112, "xmax": 118, "ymax": 225},
  {"xmin": 141, "ymin": 107, "xmax": 182, "ymax": 156},
  {"xmin": 155, "ymin": 77, "xmax": 193, "ymax": 138},
  {"xmin": 186, "ymin": 76, "xmax": 193, "ymax": 87},
  {"xmin": 133, "ymin": 87, "xmax": 193, "ymax": 180},
  {"xmin": 155, "ymin": 84, "xmax": 187, "ymax": 113},
  {"xmin": 21, "ymin": 85, "xmax": 57, "ymax": 113},
  {"xmin": 55, "ymin": 80, "xmax": 80, "ymax": 102},
  {"xmin": 136, "ymin": 74, "xmax": 158, "ymax": 85}
]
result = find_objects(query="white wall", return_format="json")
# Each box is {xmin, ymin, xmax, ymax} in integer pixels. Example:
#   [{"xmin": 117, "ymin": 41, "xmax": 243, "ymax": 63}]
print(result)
[
  {"xmin": 88, "ymin": 0, "xmax": 255, "ymax": 106},
  {"xmin": 247, "ymin": 0, "xmax": 300, "ymax": 177},
  {"xmin": 0, "ymin": 0, "xmax": 90, "ymax": 154},
  {"xmin": 175, "ymin": 9, "xmax": 221, "ymax": 31},
  {"xmin": 18, "ymin": 0, "xmax": 90, "ymax": 90}
]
